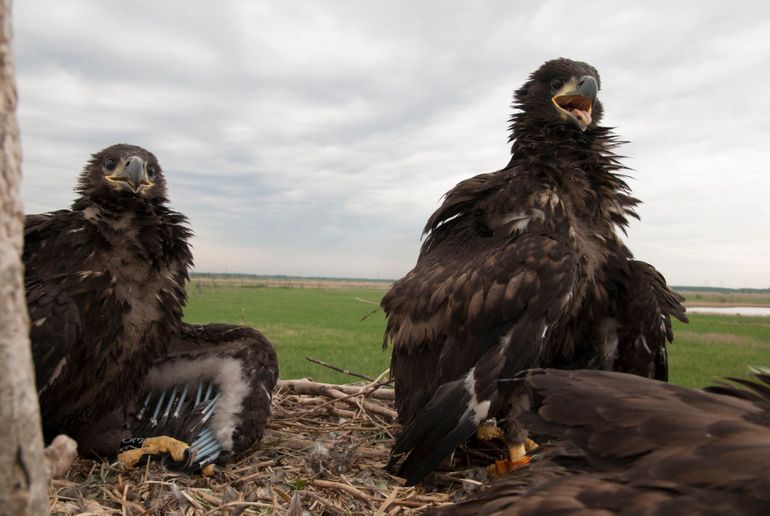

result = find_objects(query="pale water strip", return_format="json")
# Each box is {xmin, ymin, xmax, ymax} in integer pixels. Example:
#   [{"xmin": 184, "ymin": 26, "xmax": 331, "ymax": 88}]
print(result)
[{"xmin": 686, "ymin": 306, "xmax": 770, "ymax": 317}]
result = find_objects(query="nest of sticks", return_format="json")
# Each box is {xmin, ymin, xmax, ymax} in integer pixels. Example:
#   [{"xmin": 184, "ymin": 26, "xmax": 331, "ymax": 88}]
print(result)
[{"xmin": 48, "ymin": 367, "xmax": 499, "ymax": 515}]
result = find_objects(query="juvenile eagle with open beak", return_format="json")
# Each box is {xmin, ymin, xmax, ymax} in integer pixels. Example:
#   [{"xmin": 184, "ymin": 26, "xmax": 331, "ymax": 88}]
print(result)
[
  {"xmin": 551, "ymin": 73, "xmax": 597, "ymax": 131},
  {"xmin": 383, "ymin": 58, "xmax": 686, "ymax": 486}
]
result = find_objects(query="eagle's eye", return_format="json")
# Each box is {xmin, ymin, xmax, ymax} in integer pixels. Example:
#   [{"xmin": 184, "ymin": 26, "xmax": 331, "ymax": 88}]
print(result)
[
  {"xmin": 147, "ymin": 166, "xmax": 157, "ymax": 180},
  {"xmin": 104, "ymin": 158, "xmax": 117, "ymax": 172},
  {"xmin": 550, "ymin": 78, "xmax": 564, "ymax": 91}
]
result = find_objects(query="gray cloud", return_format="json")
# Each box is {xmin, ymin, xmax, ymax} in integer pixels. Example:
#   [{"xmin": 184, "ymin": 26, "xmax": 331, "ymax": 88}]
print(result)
[{"xmin": 14, "ymin": 0, "xmax": 770, "ymax": 287}]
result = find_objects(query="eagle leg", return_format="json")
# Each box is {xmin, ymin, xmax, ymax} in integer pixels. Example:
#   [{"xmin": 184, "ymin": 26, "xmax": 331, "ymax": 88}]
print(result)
[
  {"xmin": 485, "ymin": 438, "xmax": 539, "ymax": 479},
  {"xmin": 485, "ymin": 442, "xmax": 532, "ymax": 479},
  {"xmin": 476, "ymin": 422, "xmax": 539, "ymax": 477},
  {"xmin": 524, "ymin": 438, "xmax": 539, "ymax": 453}
]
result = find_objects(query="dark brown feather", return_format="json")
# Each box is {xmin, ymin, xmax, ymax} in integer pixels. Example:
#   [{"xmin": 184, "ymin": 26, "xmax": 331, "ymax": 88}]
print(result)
[{"xmin": 431, "ymin": 369, "xmax": 770, "ymax": 515}]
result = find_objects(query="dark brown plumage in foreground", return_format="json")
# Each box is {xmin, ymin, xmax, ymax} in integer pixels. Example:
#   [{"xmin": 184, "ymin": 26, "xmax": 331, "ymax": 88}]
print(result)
[
  {"xmin": 382, "ymin": 59, "xmax": 687, "ymax": 485},
  {"xmin": 25, "ymin": 144, "xmax": 277, "ymax": 471},
  {"xmin": 432, "ymin": 368, "xmax": 770, "ymax": 515}
]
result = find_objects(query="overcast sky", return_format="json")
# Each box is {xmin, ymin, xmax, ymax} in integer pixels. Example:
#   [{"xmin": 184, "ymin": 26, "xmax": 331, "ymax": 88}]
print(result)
[{"xmin": 12, "ymin": 1, "xmax": 770, "ymax": 288}]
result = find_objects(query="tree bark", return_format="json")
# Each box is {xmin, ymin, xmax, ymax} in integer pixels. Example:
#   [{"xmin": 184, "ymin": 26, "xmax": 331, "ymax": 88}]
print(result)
[{"xmin": 0, "ymin": 0, "xmax": 49, "ymax": 514}]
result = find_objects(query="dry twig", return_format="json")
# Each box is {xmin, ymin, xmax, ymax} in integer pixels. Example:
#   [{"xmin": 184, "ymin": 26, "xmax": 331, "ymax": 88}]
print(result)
[{"xmin": 305, "ymin": 355, "xmax": 375, "ymax": 381}]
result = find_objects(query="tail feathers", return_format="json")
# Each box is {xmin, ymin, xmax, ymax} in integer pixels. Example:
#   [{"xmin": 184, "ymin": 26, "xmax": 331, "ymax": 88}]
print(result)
[
  {"xmin": 390, "ymin": 369, "xmax": 494, "ymax": 486},
  {"xmin": 126, "ymin": 381, "xmax": 224, "ymax": 471},
  {"xmin": 135, "ymin": 381, "xmax": 220, "ymax": 440},
  {"xmin": 187, "ymin": 426, "xmax": 223, "ymax": 469}
]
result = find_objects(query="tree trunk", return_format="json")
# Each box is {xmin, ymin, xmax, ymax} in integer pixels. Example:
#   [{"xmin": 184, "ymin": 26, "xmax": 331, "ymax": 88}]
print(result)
[{"xmin": 0, "ymin": 0, "xmax": 49, "ymax": 514}]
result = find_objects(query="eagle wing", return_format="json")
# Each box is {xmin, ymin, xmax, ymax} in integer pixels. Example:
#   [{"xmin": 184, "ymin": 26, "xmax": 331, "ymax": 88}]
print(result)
[
  {"xmin": 522, "ymin": 369, "xmax": 770, "ymax": 501},
  {"xmin": 132, "ymin": 322, "xmax": 279, "ymax": 467},
  {"xmin": 383, "ymin": 171, "xmax": 571, "ymax": 421},
  {"xmin": 384, "ymin": 229, "xmax": 581, "ymax": 484},
  {"xmin": 433, "ymin": 470, "xmax": 755, "ymax": 515},
  {"xmin": 23, "ymin": 211, "xmax": 80, "ymax": 270},
  {"xmin": 433, "ymin": 368, "xmax": 770, "ymax": 515},
  {"xmin": 613, "ymin": 260, "xmax": 688, "ymax": 380},
  {"xmin": 165, "ymin": 323, "xmax": 279, "ymax": 457},
  {"xmin": 24, "ymin": 211, "xmax": 120, "ymax": 429},
  {"xmin": 26, "ymin": 279, "xmax": 81, "ymax": 401}
]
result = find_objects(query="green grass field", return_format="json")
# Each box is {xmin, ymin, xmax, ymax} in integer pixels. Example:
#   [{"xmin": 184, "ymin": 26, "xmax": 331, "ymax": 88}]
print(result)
[
  {"xmin": 184, "ymin": 283, "xmax": 770, "ymax": 388},
  {"xmin": 184, "ymin": 284, "xmax": 391, "ymax": 383},
  {"xmin": 669, "ymin": 315, "xmax": 770, "ymax": 387}
]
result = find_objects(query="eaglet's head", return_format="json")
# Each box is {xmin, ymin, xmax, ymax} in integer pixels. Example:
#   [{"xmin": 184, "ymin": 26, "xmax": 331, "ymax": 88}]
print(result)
[
  {"xmin": 513, "ymin": 58, "xmax": 603, "ymax": 132},
  {"xmin": 76, "ymin": 144, "xmax": 168, "ymax": 206}
]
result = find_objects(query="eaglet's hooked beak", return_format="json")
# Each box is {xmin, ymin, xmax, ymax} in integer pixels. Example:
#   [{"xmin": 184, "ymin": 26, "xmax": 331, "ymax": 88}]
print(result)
[
  {"xmin": 552, "ymin": 75, "xmax": 598, "ymax": 131},
  {"xmin": 106, "ymin": 156, "xmax": 152, "ymax": 193}
]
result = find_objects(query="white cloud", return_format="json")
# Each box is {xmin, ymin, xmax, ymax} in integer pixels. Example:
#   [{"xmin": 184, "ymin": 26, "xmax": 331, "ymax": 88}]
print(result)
[{"xmin": 13, "ymin": 0, "xmax": 770, "ymax": 287}]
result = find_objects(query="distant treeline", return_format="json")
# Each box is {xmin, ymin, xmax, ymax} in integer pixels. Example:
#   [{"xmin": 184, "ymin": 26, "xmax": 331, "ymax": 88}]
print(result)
[
  {"xmin": 673, "ymin": 286, "xmax": 770, "ymax": 294},
  {"xmin": 190, "ymin": 274, "xmax": 768, "ymax": 293},
  {"xmin": 191, "ymin": 272, "xmax": 394, "ymax": 284}
]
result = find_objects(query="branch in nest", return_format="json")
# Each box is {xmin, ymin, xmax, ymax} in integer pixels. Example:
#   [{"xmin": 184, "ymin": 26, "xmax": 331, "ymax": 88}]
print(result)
[
  {"xmin": 277, "ymin": 380, "xmax": 397, "ymax": 421},
  {"xmin": 278, "ymin": 379, "xmax": 394, "ymax": 400},
  {"xmin": 305, "ymin": 356, "xmax": 375, "ymax": 382},
  {"xmin": 311, "ymin": 479, "xmax": 371, "ymax": 502}
]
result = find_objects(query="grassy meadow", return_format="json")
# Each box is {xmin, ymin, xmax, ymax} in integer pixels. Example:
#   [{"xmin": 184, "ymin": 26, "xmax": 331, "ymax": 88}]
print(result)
[
  {"xmin": 184, "ymin": 282, "xmax": 391, "ymax": 384},
  {"xmin": 184, "ymin": 279, "xmax": 770, "ymax": 389},
  {"xmin": 668, "ymin": 314, "xmax": 770, "ymax": 387}
]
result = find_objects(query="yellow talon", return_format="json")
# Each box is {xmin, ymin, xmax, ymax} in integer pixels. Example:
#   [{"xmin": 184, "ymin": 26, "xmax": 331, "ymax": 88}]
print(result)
[
  {"xmin": 476, "ymin": 423, "xmax": 505, "ymax": 442},
  {"xmin": 116, "ymin": 447, "xmax": 148, "ymax": 468},
  {"xmin": 524, "ymin": 438, "xmax": 539, "ymax": 453},
  {"xmin": 486, "ymin": 454, "xmax": 531, "ymax": 479},
  {"xmin": 201, "ymin": 464, "xmax": 215, "ymax": 477},
  {"xmin": 486, "ymin": 460, "xmax": 507, "ymax": 479},
  {"xmin": 116, "ymin": 436, "xmax": 190, "ymax": 468}
]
